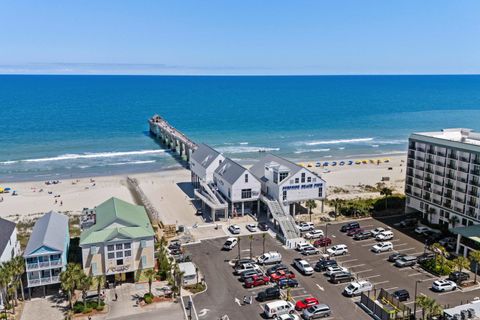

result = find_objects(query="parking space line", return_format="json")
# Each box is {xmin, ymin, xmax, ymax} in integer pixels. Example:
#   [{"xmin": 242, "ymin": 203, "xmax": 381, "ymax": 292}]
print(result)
[
  {"xmin": 291, "ymin": 294, "xmax": 311, "ymax": 299},
  {"xmin": 385, "ymin": 287, "xmax": 398, "ymax": 291},
  {"xmin": 363, "ymin": 275, "xmax": 381, "ymax": 280},
  {"xmin": 439, "ymin": 290, "xmax": 458, "ymax": 296},
  {"xmin": 408, "ymin": 272, "xmax": 425, "ymax": 277},
  {"xmin": 337, "ymin": 258, "xmax": 358, "ymax": 264},
  {"xmin": 354, "ymin": 269, "xmax": 373, "ymax": 274},
  {"xmin": 396, "ymin": 247, "xmax": 416, "ymax": 252},
  {"xmin": 394, "ymin": 243, "xmax": 408, "ymax": 247},
  {"xmin": 361, "ymin": 242, "xmax": 377, "ymax": 247},
  {"xmin": 373, "ymin": 280, "xmax": 390, "ymax": 286},
  {"xmin": 346, "ymin": 264, "xmax": 366, "ymax": 269},
  {"xmin": 375, "ymin": 251, "xmax": 397, "ymax": 256}
]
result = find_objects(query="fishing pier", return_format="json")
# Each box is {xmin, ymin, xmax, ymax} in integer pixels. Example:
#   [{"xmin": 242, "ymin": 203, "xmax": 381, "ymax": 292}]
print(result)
[{"xmin": 148, "ymin": 114, "xmax": 197, "ymax": 161}]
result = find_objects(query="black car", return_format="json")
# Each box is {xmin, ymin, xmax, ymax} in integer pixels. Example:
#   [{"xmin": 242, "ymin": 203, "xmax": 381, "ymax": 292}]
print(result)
[
  {"xmin": 424, "ymin": 231, "xmax": 443, "ymax": 244},
  {"xmin": 388, "ymin": 253, "xmax": 406, "ymax": 262},
  {"xmin": 448, "ymin": 271, "xmax": 470, "ymax": 284},
  {"xmin": 353, "ymin": 231, "xmax": 373, "ymax": 241},
  {"xmin": 266, "ymin": 264, "xmax": 288, "ymax": 276},
  {"xmin": 258, "ymin": 222, "xmax": 269, "ymax": 231},
  {"xmin": 256, "ymin": 287, "xmax": 281, "ymax": 302},
  {"xmin": 392, "ymin": 289, "xmax": 410, "ymax": 302},
  {"xmin": 340, "ymin": 222, "xmax": 360, "ymax": 232},
  {"xmin": 417, "ymin": 252, "xmax": 435, "ymax": 264},
  {"xmin": 398, "ymin": 218, "xmax": 417, "ymax": 228},
  {"xmin": 314, "ymin": 259, "xmax": 337, "ymax": 272},
  {"xmin": 330, "ymin": 272, "xmax": 355, "ymax": 284}
]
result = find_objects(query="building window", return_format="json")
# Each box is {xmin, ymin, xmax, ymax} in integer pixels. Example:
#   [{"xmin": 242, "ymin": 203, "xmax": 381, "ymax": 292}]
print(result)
[
  {"xmin": 108, "ymin": 252, "xmax": 115, "ymax": 259},
  {"xmin": 107, "ymin": 245, "xmax": 114, "ymax": 251},
  {"xmin": 301, "ymin": 173, "xmax": 305, "ymax": 183},
  {"xmin": 307, "ymin": 177, "xmax": 311, "ymax": 183},
  {"xmin": 318, "ymin": 187, "xmax": 323, "ymax": 197},
  {"xmin": 444, "ymin": 211, "xmax": 449, "ymax": 219},
  {"xmin": 116, "ymin": 244, "xmax": 123, "ymax": 250},
  {"xmin": 124, "ymin": 243, "xmax": 131, "ymax": 249},
  {"xmin": 295, "ymin": 178, "xmax": 299, "ymax": 184},
  {"xmin": 141, "ymin": 256, "xmax": 147, "ymax": 266},
  {"xmin": 125, "ymin": 250, "xmax": 131, "ymax": 257},
  {"xmin": 462, "ymin": 218, "xmax": 467, "ymax": 226},
  {"xmin": 116, "ymin": 251, "xmax": 123, "ymax": 258},
  {"xmin": 283, "ymin": 190, "xmax": 287, "ymax": 201},
  {"xmin": 273, "ymin": 172, "xmax": 278, "ymax": 184},
  {"xmin": 279, "ymin": 172, "xmax": 288, "ymax": 182},
  {"xmin": 141, "ymin": 240, "xmax": 147, "ymax": 248},
  {"xmin": 241, "ymin": 189, "xmax": 252, "ymax": 199},
  {"xmin": 116, "ymin": 259, "xmax": 123, "ymax": 266},
  {"xmin": 245, "ymin": 174, "xmax": 248, "ymax": 183}
]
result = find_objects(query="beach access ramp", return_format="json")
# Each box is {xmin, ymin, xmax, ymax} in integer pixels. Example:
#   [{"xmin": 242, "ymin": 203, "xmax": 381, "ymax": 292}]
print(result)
[{"xmin": 260, "ymin": 195, "xmax": 300, "ymax": 241}]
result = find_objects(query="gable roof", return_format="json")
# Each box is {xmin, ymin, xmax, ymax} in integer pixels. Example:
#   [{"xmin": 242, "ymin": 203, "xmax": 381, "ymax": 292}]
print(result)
[
  {"xmin": 250, "ymin": 154, "xmax": 304, "ymax": 182},
  {"xmin": 0, "ymin": 218, "xmax": 16, "ymax": 256},
  {"xmin": 214, "ymin": 157, "xmax": 249, "ymax": 185},
  {"xmin": 190, "ymin": 143, "xmax": 221, "ymax": 169},
  {"xmin": 24, "ymin": 211, "xmax": 69, "ymax": 256},
  {"xmin": 80, "ymin": 197, "xmax": 154, "ymax": 246}
]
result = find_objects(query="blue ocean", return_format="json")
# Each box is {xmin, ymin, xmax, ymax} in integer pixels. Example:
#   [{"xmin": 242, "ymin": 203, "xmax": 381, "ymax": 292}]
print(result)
[{"xmin": 1, "ymin": 75, "xmax": 480, "ymax": 181}]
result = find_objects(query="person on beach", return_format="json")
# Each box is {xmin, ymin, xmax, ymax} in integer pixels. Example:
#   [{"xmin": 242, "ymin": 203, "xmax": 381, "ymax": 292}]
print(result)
[{"xmin": 60, "ymin": 201, "xmax": 63, "ymax": 206}]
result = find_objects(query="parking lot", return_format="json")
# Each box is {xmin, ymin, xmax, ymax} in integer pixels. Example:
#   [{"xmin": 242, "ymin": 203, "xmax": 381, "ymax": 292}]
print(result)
[{"xmin": 185, "ymin": 217, "xmax": 480, "ymax": 319}]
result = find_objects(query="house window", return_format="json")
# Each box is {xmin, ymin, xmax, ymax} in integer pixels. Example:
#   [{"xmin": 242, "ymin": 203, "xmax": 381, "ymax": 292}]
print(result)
[
  {"xmin": 245, "ymin": 174, "xmax": 248, "ymax": 183},
  {"xmin": 273, "ymin": 172, "xmax": 278, "ymax": 184},
  {"xmin": 307, "ymin": 177, "xmax": 311, "ymax": 183},
  {"xmin": 295, "ymin": 178, "xmax": 299, "ymax": 184},
  {"xmin": 107, "ymin": 245, "xmax": 114, "ymax": 251},
  {"xmin": 124, "ymin": 243, "xmax": 131, "ymax": 249},
  {"xmin": 283, "ymin": 190, "xmax": 287, "ymax": 201},
  {"xmin": 141, "ymin": 256, "xmax": 147, "ymax": 266},
  {"xmin": 116, "ymin": 259, "xmax": 124, "ymax": 266},
  {"xmin": 116, "ymin": 244, "xmax": 123, "ymax": 250},
  {"xmin": 116, "ymin": 251, "xmax": 123, "ymax": 258},
  {"xmin": 141, "ymin": 240, "xmax": 147, "ymax": 248},
  {"xmin": 108, "ymin": 252, "xmax": 115, "ymax": 259},
  {"xmin": 301, "ymin": 173, "xmax": 305, "ymax": 183},
  {"xmin": 241, "ymin": 189, "xmax": 252, "ymax": 199},
  {"xmin": 125, "ymin": 250, "xmax": 131, "ymax": 257},
  {"xmin": 279, "ymin": 172, "xmax": 288, "ymax": 182},
  {"xmin": 91, "ymin": 262, "xmax": 97, "ymax": 275},
  {"xmin": 318, "ymin": 187, "xmax": 323, "ymax": 197}
]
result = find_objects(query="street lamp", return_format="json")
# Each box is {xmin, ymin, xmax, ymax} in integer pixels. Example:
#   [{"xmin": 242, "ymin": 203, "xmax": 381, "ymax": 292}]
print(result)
[
  {"xmin": 413, "ymin": 279, "xmax": 422, "ymax": 318},
  {"xmin": 324, "ymin": 223, "xmax": 331, "ymax": 254}
]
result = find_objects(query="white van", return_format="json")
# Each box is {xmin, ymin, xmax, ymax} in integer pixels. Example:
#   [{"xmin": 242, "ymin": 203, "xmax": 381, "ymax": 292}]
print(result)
[
  {"xmin": 376, "ymin": 230, "xmax": 394, "ymax": 241},
  {"xmin": 343, "ymin": 280, "xmax": 373, "ymax": 297},
  {"xmin": 264, "ymin": 300, "xmax": 295, "ymax": 318},
  {"xmin": 223, "ymin": 237, "xmax": 238, "ymax": 250},
  {"xmin": 257, "ymin": 251, "xmax": 282, "ymax": 265}
]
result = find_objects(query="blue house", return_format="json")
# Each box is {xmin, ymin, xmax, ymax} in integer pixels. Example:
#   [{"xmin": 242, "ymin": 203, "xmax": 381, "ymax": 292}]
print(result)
[{"xmin": 24, "ymin": 211, "xmax": 69, "ymax": 294}]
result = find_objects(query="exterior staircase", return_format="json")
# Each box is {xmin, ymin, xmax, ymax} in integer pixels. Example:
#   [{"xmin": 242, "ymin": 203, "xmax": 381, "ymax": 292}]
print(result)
[{"xmin": 260, "ymin": 195, "xmax": 300, "ymax": 241}]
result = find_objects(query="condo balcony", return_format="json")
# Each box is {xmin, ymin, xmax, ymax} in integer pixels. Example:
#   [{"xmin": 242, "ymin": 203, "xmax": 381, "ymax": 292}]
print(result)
[
  {"xmin": 28, "ymin": 275, "xmax": 60, "ymax": 287},
  {"xmin": 26, "ymin": 259, "xmax": 62, "ymax": 271}
]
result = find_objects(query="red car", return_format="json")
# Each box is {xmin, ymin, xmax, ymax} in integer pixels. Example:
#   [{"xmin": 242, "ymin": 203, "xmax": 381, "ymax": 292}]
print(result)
[
  {"xmin": 270, "ymin": 270, "xmax": 296, "ymax": 282},
  {"xmin": 347, "ymin": 228, "xmax": 363, "ymax": 236},
  {"xmin": 313, "ymin": 237, "xmax": 332, "ymax": 247},
  {"xmin": 244, "ymin": 275, "xmax": 270, "ymax": 288},
  {"xmin": 295, "ymin": 297, "xmax": 319, "ymax": 310}
]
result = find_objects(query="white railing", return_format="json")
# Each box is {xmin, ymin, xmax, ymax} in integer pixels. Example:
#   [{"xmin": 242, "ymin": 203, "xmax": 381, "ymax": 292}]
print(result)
[
  {"xmin": 50, "ymin": 260, "xmax": 62, "ymax": 267},
  {"xmin": 27, "ymin": 263, "xmax": 39, "ymax": 270}
]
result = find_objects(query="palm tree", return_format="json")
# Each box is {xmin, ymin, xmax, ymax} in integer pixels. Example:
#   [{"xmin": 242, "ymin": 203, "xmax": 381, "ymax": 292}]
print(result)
[
  {"xmin": 0, "ymin": 263, "xmax": 10, "ymax": 318},
  {"xmin": 195, "ymin": 266, "xmax": 199, "ymax": 285},
  {"xmin": 78, "ymin": 273, "xmax": 93, "ymax": 309},
  {"xmin": 431, "ymin": 243, "xmax": 447, "ymax": 272},
  {"xmin": 237, "ymin": 237, "xmax": 241, "ymax": 260},
  {"xmin": 144, "ymin": 269, "xmax": 156, "ymax": 295},
  {"xmin": 305, "ymin": 200, "xmax": 317, "ymax": 222},
  {"xmin": 12, "ymin": 256, "xmax": 25, "ymax": 302},
  {"xmin": 416, "ymin": 295, "xmax": 435, "ymax": 320},
  {"xmin": 469, "ymin": 250, "xmax": 480, "ymax": 283},
  {"xmin": 248, "ymin": 235, "xmax": 254, "ymax": 259},
  {"xmin": 262, "ymin": 233, "xmax": 267, "ymax": 255},
  {"xmin": 449, "ymin": 216, "xmax": 460, "ymax": 229},
  {"xmin": 331, "ymin": 198, "xmax": 344, "ymax": 220},
  {"xmin": 94, "ymin": 275, "xmax": 105, "ymax": 306},
  {"xmin": 379, "ymin": 187, "xmax": 393, "ymax": 210},
  {"xmin": 453, "ymin": 256, "xmax": 470, "ymax": 273},
  {"xmin": 60, "ymin": 263, "xmax": 83, "ymax": 310}
]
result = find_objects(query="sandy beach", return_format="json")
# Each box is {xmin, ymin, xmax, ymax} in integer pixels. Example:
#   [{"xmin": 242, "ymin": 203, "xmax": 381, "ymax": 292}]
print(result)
[{"xmin": 0, "ymin": 154, "xmax": 406, "ymax": 224}]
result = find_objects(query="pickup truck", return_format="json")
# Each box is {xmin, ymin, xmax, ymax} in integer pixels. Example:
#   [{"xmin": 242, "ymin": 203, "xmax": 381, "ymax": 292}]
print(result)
[{"xmin": 256, "ymin": 287, "xmax": 281, "ymax": 302}]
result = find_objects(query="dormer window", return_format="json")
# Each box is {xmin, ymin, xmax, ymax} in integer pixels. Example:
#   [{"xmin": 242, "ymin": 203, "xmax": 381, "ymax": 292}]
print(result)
[
  {"xmin": 279, "ymin": 172, "xmax": 288, "ymax": 182},
  {"xmin": 245, "ymin": 174, "xmax": 248, "ymax": 183}
]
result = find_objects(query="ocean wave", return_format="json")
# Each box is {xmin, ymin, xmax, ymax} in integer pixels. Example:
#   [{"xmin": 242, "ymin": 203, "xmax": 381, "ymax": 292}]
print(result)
[
  {"xmin": 216, "ymin": 146, "xmax": 280, "ymax": 154},
  {"xmin": 1, "ymin": 149, "xmax": 166, "ymax": 164},
  {"xmin": 371, "ymin": 144, "xmax": 379, "ymax": 148},
  {"xmin": 304, "ymin": 137, "xmax": 374, "ymax": 146},
  {"xmin": 239, "ymin": 142, "xmax": 249, "ymax": 145},
  {"xmin": 294, "ymin": 148, "xmax": 331, "ymax": 154},
  {"xmin": 107, "ymin": 160, "xmax": 157, "ymax": 166}
]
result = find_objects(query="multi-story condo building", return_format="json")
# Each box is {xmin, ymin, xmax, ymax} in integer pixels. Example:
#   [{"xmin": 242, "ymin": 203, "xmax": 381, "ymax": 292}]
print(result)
[
  {"xmin": 405, "ymin": 128, "xmax": 480, "ymax": 230},
  {"xmin": 80, "ymin": 198, "xmax": 155, "ymax": 283},
  {"xmin": 24, "ymin": 211, "xmax": 69, "ymax": 295}
]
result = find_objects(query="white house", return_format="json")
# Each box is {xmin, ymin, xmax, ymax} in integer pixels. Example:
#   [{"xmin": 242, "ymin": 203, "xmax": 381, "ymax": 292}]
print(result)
[
  {"xmin": 0, "ymin": 217, "xmax": 19, "ymax": 265},
  {"xmin": 190, "ymin": 143, "xmax": 225, "ymax": 187},
  {"xmin": 213, "ymin": 158, "xmax": 261, "ymax": 216},
  {"xmin": 250, "ymin": 154, "xmax": 326, "ymax": 216}
]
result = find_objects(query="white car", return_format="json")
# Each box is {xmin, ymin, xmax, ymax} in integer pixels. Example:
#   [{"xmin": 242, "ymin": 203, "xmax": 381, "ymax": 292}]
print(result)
[
  {"xmin": 376, "ymin": 230, "xmax": 394, "ymax": 241},
  {"xmin": 305, "ymin": 229, "xmax": 324, "ymax": 239},
  {"xmin": 228, "ymin": 225, "xmax": 241, "ymax": 234},
  {"xmin": 343, "ymin": 280, "xmax": 374, "ymax": 297},
  {"xmin": 246, "ymin": 223, "xmax": 257, "ymax": 232},
  {"xmin": 371, "ymin": 227, "xmax": 386, "ymax": 237},
  {"xmin": 327, "ymin": 244, "xmax": 348, "ymax": 256},
  {"xmin": 293, "ymin": 258, "xmax": 314, "ymax": 275},
  {"xmin": 277, "ymin": 314, "xmax": 300, "ymax": 320},
  {"xmin": 223, "ymin": 237, "xmax": 238, "ymax": 250},
  {"xmin": 301, "ymin": 246, "xmax": 320, "ymax": 256},
  {"xmin": 296, "ymin": 242, "xmax": 312, "ymax": 251},
  {"xmin": 432, "ymin": 279, "xmax": 457, "ymax": 292},
  {"xmin": 297, "ymin": 222, "xmax": 315, "ymax": 232},
  {"xmin": 414, "ymin": 226, "xmax": 432, "ymax": 234},
  {"xmin": 325, "ymin": 265, "xmax": 348, "ymax": 277},
  {"xmin": 372, "ymin": 241, "xmax": 393, "ymax": 253}
]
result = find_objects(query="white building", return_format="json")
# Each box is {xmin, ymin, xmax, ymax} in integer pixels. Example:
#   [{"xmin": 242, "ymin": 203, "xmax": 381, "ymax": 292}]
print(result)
[
  {"xmin": 0, "ymin": 217, "xmax": 20, "ymax": 265},
  {"xmin": 213, "ymin": 158, "xmax": 261, "ymax": 216},
  {"xmin": 190, "ymin": 143, "xmax": 225, "ymax": 187},
  {"xmin": 405, "ymin": 128, "xmax": 480, "ymax": 230},
  {"xmin": 250, "ymin": 154, "xmax": 326, "ymax": 216},
  {"xmin": 178, "ymin": 262, "xmax": 198, "ymax": 286}
]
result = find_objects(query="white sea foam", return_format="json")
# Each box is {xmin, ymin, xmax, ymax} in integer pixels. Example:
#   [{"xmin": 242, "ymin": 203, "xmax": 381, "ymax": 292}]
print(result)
[
  {"xmin": 216, "ymin": 146, "xmax": 280, "ymax": 154},
  {"xmin": 107, "ymin": 160, "xmax": 156, "ymax": 166},
  {"xmin": 0, "ymin": 160, "xmax": 18, "ymax": 165},
  {"xmin": 304, "ymin": 137, "xmax": 374, "ymax": 146},
  {"xmin": 294, "ymin": 148, "xmax": 331, "ymax": 154},
  {"xmin": 371, "ymin": 144, "xmax": 380, "ymax": 148},
  {"xmin": 239, "ymin": 142, "xmax": 249, "ymax": 145}
]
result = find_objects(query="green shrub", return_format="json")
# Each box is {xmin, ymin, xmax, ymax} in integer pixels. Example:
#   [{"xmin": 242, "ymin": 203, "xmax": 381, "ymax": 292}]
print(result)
[
  {"xmin": 82, "ymin": 307, "xmax": 93, "ymax": 314},
  {"xmin": 421, "ymin": 258, "xmax": 452, "ymax": 276},
  {"xmin": 73, "ymin": 302, "xmax": 84, "ymax": 314},
  {"xmin": 144, "ymin": 296, "xmax": 153, "ymax": 304},
  {"xmin": 0, "ymin": 314, "xmax": 7, "ymax": 320},
  {"xmin": 96, "ymin": 305, "xmax": 104, "ymax": 311}
]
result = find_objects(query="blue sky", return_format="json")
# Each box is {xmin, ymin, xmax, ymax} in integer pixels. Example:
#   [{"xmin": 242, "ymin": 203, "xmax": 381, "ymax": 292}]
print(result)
[{"xmin": 0, "ymin": 1, "xmax": 479, "ymax": 75}]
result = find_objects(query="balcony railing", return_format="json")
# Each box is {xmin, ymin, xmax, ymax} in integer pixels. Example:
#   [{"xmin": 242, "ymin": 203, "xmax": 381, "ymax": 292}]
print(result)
[
  {"xmin": 434, "ymin": 179, "xmax": 443, "ymax": 186},
  {"xmin": 455, "ymin": 207, "xmax": 464, "ymax": 213},
  {"xmin": 447, "ymin": 163, "xmax": 457, "ymax": 170},
  {"xmin": 26, "ymin": 260, "xmax": 62, "ymax": 270},
  {"xmin": 457, "ymin": 177, "xmax": 467, "ymax": 183},
  {"xmin": 448, "ymin": 153, "xmax": 458, "ymax": 160},
  {"xmin": 460, "ymin": 156, "xmax": 470, "ymax": 162},
  {"xmin": 472, "ymin": 170, "xmax": 480, "ymax": 176},
  {"xmin": 458, "ymin": 166, "xmax": 469, "ymax": 173},
  {"xmin": 437, "ymin": 152, "xmax": 446, "ymax": 157},
  {"xmin": 455, "ymin": 197, "xmax": 464, "ymax": 202},
  {"xmin": 468, "ymin": 201, "xmax": 477, "ymax": 207},
  {"xmin": 435, "ymin": 170, "xmax": 444, "ymax": 176},
  {"xmin": 445, "ymin": 183, "xmax": 454, "ymax": 189},
  {"xmin": 474, "ymin": 158, "xmax": 480, "ymax": 165},
  {"xmin": 469, "ymin": 190, "xmax": 479, "ymax": 197},
  {"xmin": 456, "ymin": 187, "xmax": 466, "ymax": 193},
  {"xmin": 426, "ymin": 158, "xmax": 435, "ymax": 164},
  {"xmin": 416, "ymin": 156, "xmax": 425, "ymax": 162},
  {"xmin": 417, "ymin": 147, "xmax": 425, "ymax": 152},
  {"xmin": 414, "ymin": 183, "xmax": 423, "ymax": 189},
  {"xmin": 446, "ymin": 174, "xmax": 456, "ymax": 180},
  {"xmin": 432, "ymin": 199, "xmax": 442, "ymax": 205},
  {"xmin": 471, "ymin": 179, "xmax": 480, "ymax": 187},
  {"xmin": 415, "ymin": 174, "xmax": 423, "ymax": 180},
  {"xmin": 28, "ymin": 276, "xmax": 60, "ymax": 287},
  {"xmin": 443, "ymin": 202, "xmax": 452, "ymax": 209}
]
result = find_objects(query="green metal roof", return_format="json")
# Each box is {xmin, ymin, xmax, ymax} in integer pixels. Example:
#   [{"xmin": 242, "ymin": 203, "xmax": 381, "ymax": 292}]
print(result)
[
  {"xmin": 80, "ymin": 197, "xmax": 154, "ymax": 245},
  {"xmin": 451, "ymin": 225, "xmax": 480, "ymax": 243}
]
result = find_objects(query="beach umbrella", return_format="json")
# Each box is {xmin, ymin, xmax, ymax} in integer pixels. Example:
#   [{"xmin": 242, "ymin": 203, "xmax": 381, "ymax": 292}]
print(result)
[
  {"xmin": 323, "ymin": 162, "xmax": 329, "ymax": 166},
  {"xmin": 4, "ymin": 187, "xmax": 11, "ymax": 191},
  {"xmin": 0, "ymin": 188, "xmax": 3, "ymax": 193},
  {"xmin": 339, "ymin": 161, "xmax": 345, "ymax": 166},
  {"xmin": 348, "ymin": 161, "xmax": 353, "ymax": 165}
]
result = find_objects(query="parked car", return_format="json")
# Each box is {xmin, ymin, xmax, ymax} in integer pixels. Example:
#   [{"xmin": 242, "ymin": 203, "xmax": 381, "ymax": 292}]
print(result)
[
  {"xmin": 313, "ymin": 237, "xmax": 332, "ymax": 247},
  {"xmin": 340, "ymin": 222, "xmax": 360, "ymax": 232},
  {"xmin": 263, "ymin": 300, "xmax": 295, "ymax": 318},
  {"xmin": 223, "ymin": 237, "xmax": 238, "ymax": 250},
  {"xmin": 234, "ymin": 262, "xmax": 259, "ymax": 275},
  {"xmin": 388, "ymin": 253, "xmax": 406, "ymax": 262},
  {"xmin": 297, "ymin": 222, "xmax": 315, "ymax": 232},
  {"xmin": 392, "ymin": 289, "xmax": 410, "ymax": 302},
  {"xmin": 448, "ymin": 271, "xmax": 470, "ymax": 284},
  {"xmin": 398, "ymin": 218, "xmax": 417, "ymax": 228},
  {"xmin": 296, "ymin": 242, "xmax": 312, "ymax": 252},
  {"xmin": 371, "ymin": 227, "xmax": 386, "ymax": 237},
  {"xmin": 371, "ymin": 241, "xmax": 393, "ymax": 253},
  {"xmin": 353, "ymin": 231, "xmax": 373, "ymax": 241},
  {"xmin": 246, "ymin": 223, "xmax": 257, "ymax": 232},
  {"xmin": 417, "ymin": 252, "xmax": 435, "ymax": 264},
  {"xmin": 228, "ymin": 225, "xmax": 241, "ymax": 234},
  {"xmin": 314, "ymin": 259, "xmax": 337, "ymax": 272},
  {"xmin": 432, "ymin": 279, "xmax": 457, "ymax": 292},
  {"xmin": 277, "ymin": 278, "xmax": 299, "ymax": 289},
  {"xmin": 343, "ymin": 280, "xmax": 373, "ymax": 297},
  {"xmin": 293, "ymin": 258, "xmax": 314, "ymax": 275},
  {"xmin": 376, "ymin": 230, "xmax": 394, "ymax": 241},
  {"xmin": 424, "ymin": 231, "xmax": 443, "ymax": 244},
  {"xmin": 439, "ymin": 237, "xmax": 456, "ymax": 247},
  {"xmin": 395, "ymin": 256, "xmax": 417, "ymax": 268},
  {"xmin": 301, "ymin": 246, "xmax": 320, "ymax": 256},
  {"xmin": 258, "ymin": 222, "xmax": 269, "ymax": 231},
  {"xmin": 256, "ymin": 287, "xmax": 281, "ymax": 302},
  {"xmin": 266, "ymin": 264, "xmax": 288, "ymax": 275},
  {"xmin": 346, "ymin": 228, "xmax": 362, "ymax": 236},
  {"xmin": 305, "ymin": 229, "xmax": 324, "ymax": 239},
  {"xmin": 257, "ymin": 251, "xmax": 282, "ymax": 265},
  {"xmin": 325, "ymin": 265, "xmax": 348, "ymax": 277},
  {"xmin": 295, "ymin": 297, "xmax": 319, "ymax": 311},
  {"xmin": 234, "ymin": 258, "xmax": 255, "ymax": 269},
  {"xmin": 270, "ymin": 270, "xmax": 296, "ymax": 282},
  {"xmin": 244, "ymin": 275, "xmax": 270, "ymax": 288},
  {"xmin": 330, "ymin": 272, "xmax": 355, "ymax": 284},
  {"xmin": 302, "ymin": 304, "xmax": 331, "ymax": 319},
  {"xmin": 277, "ymin": 315, "xmax": 299, "ymax": 320},
  {"xmin": 240, "ymin": 269, "xmax": 263, "ymax": 282},
  {"xmin": 414, "ymin": 226, "xmax": 432, "ymax": 235},
  {"xmin": 327, "ymin": 244, "xmax": 348, "ymax": 256}
]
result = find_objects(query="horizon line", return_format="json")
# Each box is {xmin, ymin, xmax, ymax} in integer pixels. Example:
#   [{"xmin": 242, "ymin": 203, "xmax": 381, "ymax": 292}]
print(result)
[{"xmin": 1, "ymin": 73, "xmax": 480, "ymax": 77}]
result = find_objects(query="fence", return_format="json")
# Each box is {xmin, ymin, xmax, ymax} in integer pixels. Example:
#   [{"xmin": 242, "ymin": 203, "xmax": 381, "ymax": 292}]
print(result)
[{"xmin": 360, "ymin": 288, "xmax": 412, "ymax": 320}]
